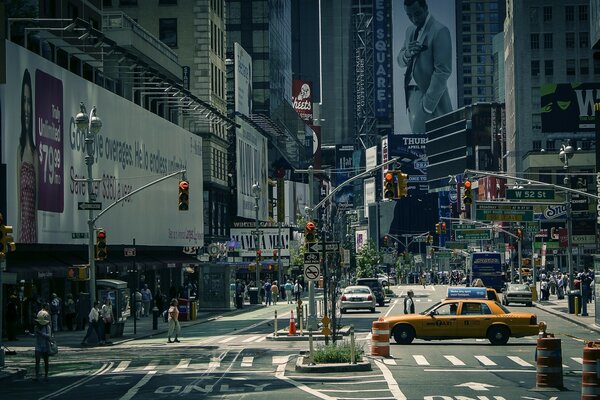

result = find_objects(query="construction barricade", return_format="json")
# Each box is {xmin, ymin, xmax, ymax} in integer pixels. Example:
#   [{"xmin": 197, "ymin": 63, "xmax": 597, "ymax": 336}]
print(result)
[
  {"xmin": 535, "ymin": 335, "xmax": 563, "ymax": 389},
  {"xmin": 582, "ymin": 341, "xmax": 600, "ymax": 399},
  {"xmin": 370, "ymin": 318, "xmax": 390, "ymax": 357}
]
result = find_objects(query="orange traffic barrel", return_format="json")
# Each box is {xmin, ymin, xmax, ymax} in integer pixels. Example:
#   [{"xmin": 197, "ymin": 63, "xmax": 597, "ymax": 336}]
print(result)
[
  {"xmin": 371, "ymin": 318, "xmax": 390, "ymax": 357},
  {"xmin": 535, "ymin": 337, "xmax": 563, "ymax": 389},
  {"xmin": 582, "ymin": 341, "xmax": 600, "ymax": 399}
]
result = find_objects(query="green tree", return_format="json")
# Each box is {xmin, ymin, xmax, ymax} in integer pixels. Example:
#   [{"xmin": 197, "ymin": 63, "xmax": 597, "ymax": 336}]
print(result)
[{"xmin": 354, "ymin": 240, "xmax": 382, "ymax": 279}]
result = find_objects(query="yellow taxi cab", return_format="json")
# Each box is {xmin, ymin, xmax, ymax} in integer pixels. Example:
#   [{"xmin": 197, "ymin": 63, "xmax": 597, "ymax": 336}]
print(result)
[{"xmin": 383, "ymin": 287, "xmax": 539, "ymax": 345}]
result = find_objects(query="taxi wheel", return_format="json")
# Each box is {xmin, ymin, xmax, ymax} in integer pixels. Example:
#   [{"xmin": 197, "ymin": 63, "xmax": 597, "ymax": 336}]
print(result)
[
  {"xmin": 393, "ymin": 325, "xmax": 415, "ymax": 344},
  {"xmin": 487, "ymin": 326, "xmax": 510, "ymax": 345}
]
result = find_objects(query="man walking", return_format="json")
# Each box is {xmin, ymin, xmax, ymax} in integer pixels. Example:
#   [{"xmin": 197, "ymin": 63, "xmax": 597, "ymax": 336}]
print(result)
[
  {"xmin": 397, "ymin": 0, "xmax": 453, "ymax": 134},
  {"xmin": 141, "ymin": 284, "xmax": 153, "ymax": 317},
  {"xmin": 404, "ymin": 290, "xmax": 415, "ymax": 314},
  {"xmin": 81, "ymin": 301, "xmax": 102, "ymax": 346}
]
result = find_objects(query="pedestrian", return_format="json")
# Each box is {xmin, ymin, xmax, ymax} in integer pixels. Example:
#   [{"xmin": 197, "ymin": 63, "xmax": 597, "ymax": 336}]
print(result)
[
  {"xmin": 134, "ymin": 289, "xmax": 142, "ymax": 319},
  {"xmin": 101, "ymin": 298, "xmax": 114, "ymax": 344},
  {"xmin": 50, "ymin": 293, "xmax": 61, "ymax": 333},
  {"xmin": 293, "ymin": 280, "xmax": 303, "ymax": 302},
  {"xmin": 6, "ymin": 295, "xmax": 18, "ymax": 341},
  {"xmin": 81, "ymin": 301, "xmax": 102, "ymax": 346},
  {"xmin": 64, "ymin": 294, "xmax": 76, "ymax": 331},
  {"xmin": 32, "ymin": 312, "xmax": 52, "ymax": 381},
  {"xmin": 141, "ymin": 284, "xmax": 153, "ymax": 317},
  {"xmin": 284, "ymin": 280, "xmax": 293, "ymax": 303},
  {"xmin": 271, "ymin": 281, "xmax": 279, "ymax": 305},
  {"xmin": 167, "ymin": 298, "xmax": 181, "ymax": 343},
  {"xmin": 263, "ymin": 280, "xmax": 272, "ymax": 306},
  {"xmin": 155, "ymin": 288, "xmax": 165, "ymax": 314},
  {"xmin": 581, "ymin": 269, "xmax": 593, "ymax": 316},
  {"xmin": 235, "ymin": 279, "xmax": 244, "ymax": 309},
  {"xmin": 404, "ymin": 290, "xmax": 415, "ymax": 314}
]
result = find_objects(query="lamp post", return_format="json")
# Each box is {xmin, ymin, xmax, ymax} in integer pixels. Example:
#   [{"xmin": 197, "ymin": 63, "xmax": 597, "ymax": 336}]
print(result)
[
  {"xmin": 75, "ymin": 103, "xmax": 102, "ymax": 307},
  {"xmin": 559, "ymin": 142, "xmax": 575, "ymax": 291},
  {"xmin": 252, "ymin": 182, "xmax": 261, "ymax": 289}
]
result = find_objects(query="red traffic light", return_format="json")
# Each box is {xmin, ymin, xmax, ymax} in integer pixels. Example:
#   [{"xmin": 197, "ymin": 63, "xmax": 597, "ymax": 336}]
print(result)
[
  {"xmin": 179, "ymin": 180, "xmax": 189, "ymax": 191},
  {"xmin": 306, "ymin": 221, "xmax": 316, "ymax": 231},
  {"xmin": 464, "ymin": 180, "xmax": 471, "ymax": 189},
  {"xmin": 97, "ymin": 231, "xmax": 106, "ymax": 239},
  {"xmin": 384, "ymin": 172, "xmax": 394, "ymax": 182}
]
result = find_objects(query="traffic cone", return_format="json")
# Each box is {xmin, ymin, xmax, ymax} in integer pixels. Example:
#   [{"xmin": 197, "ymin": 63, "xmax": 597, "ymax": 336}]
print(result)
[{"xmin": 288, "ymin": 310, "xmax": 297, "ymax": 336}]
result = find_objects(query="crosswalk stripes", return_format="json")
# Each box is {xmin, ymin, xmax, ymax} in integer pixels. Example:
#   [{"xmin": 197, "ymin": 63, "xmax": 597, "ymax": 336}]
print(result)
[
  {"xmin": 113, "ymin": 361, "xmax": 130, "ymax": 373},
  {"xmin": 405, "ymin": 354, "xmax": 581, "ymax": 369},
  {"xmin": 474, "ymin": 355, "xmax": 496, "ymax": 366},
  {"xmin": 444, "ymin": 355, "xmax": 466, "ymax": 366},
  {"xmin": 176, "ymin": 359, "xmax": 191, "ymax": 369},
  {"xmin": 412, "ymin": 355, "xmax": 429, "ymax": 366},
  {"xmin": 507, "ymin": 356, "xmax": 533, "ymax": 367},
  {"xmin": 241, "ymin": 357, "xmax": 254, "ymax": 367}
]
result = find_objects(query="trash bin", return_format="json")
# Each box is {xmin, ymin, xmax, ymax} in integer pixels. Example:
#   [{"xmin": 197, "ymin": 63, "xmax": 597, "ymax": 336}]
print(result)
[
  {"xmin": 178, "ymin": 298, "xmax": 190, "ymax": 321},
  {"xmin": 249, "ymin": 288, "xmax": 259, "ymax": 304},
  {"xmin": 567, "ymin": 290, "xmax": 582, "ymax": 314}
]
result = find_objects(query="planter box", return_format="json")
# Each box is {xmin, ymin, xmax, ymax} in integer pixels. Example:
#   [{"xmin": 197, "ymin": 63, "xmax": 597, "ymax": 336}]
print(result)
[{"xmin": 295, "ymin": 356, "xmax": 372, "ymax": 373}]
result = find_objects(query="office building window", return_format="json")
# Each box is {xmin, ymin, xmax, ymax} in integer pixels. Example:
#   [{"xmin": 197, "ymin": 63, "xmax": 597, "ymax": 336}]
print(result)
[
  {"xmin": 476, "ymin": 2, "xmax": 485, "ymax": 11},
  {"xmin": 159, "ymin": 18, "xmax": 177, "ymax": 47},
  {"xmin": 532, "ymin": 140, "xmax": 541, "ymax": 150},
  {"xmin": 462, "ymin": 24, "xmax": 471, "ymax": 33},
  {"xmin": 531, "ymin": 60, "xmax": 540, "ymax": 76},
  {"xmin": 579, "ymin": 5, "xmax": 588, "ymax": 21},
  {"xmin": 543, "ymin": 6, "xmax": 552, "ymax": 22},
  {"xmin": 530, "ymin": 34, "xmax": 539, "ymax": 49},
  {"xmin": 463, "ymin": 45, "xmax": 471, "ymax": 54},
  {"xmin": 476, "ymin": 35, "xmax": 485, "ymax": 43},
  {"xmin": 462, "ymin": 14, "xmax": 471, "ymax": 22},
  {"xmin": 579, "ymin": 32, "xmax": 589, "ymax": 48},
  {"xmin": 566, "ymin": 59, "xmax": 576, "ymax": 76},
  {"xmin": 476, "ymin": 23, "xmax": 485, "ymax": 32},
  {"xmin": 464, "ymin": 66, "xmax": 472, "ymax": 74},
  {"xmin": 543, "ymin": 33, "xmax": 553, "ymax": 49},
  {"xmin": 464, "ymin": 76, "xmax": 472, "ymax": 84},
  {"xmin": 544, "ymin": 60, "xmax": 553, "ymax": 75},
  {"xmin": 594, "ymin": 58, "xmax": 600, "ymax": 74},
  {"xmin": 464, "ymin": 87, "xmax": 472, "ymax": 95},
  {"xmin": 477, "ymin": 55, "xmax": 487, "ymax": 64},
  {"xmin": 476, "ymin": 13, "xmax": 485, "ymax": 22},
  {"xmin": 565, "ymin": 5, "xmax": 574, "ymax": 21},
  {"xmin": 462, "ymin": 2, "xmax": 470, "ymax": 11},
  {"xmin": 566, "ymin": 32, "xmax": 575, "ymax": 48},
  {"xmin": 463, "ymin": 55, "xmax": 471, "ymax": 64},
  {"xmin": 580, "ymin": 59, "xmax": 589, "ymax": 75},
  {"xmin": 463, "ymin": 34, "xmax": 471, "ymax": 43},
  {"xmin": 545, "ymin": 141, "xmax": 555, "ymax": 151},
  {"xmin": 464, "ymin": 97, "xmax": 472, "ymax": 105}
]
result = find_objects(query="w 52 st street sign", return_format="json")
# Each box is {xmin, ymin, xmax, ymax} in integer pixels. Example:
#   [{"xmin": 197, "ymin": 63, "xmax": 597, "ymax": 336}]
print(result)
[{"xmin": 506, "ymin": 188, "xmax": 555, "ymax": 200}]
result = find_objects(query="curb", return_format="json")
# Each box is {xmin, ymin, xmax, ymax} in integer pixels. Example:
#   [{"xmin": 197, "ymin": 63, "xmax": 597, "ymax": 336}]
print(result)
[
  {"xmin": 534, "ymin": 303, "xmax": 600, "ymax": 335},
  {"xmin": 294, "ymin": 356, "xmax": 372, "ymax": 373},
  {"xmin": 267, "ymin": 326, "xmax": 351, "ymax": 341}
]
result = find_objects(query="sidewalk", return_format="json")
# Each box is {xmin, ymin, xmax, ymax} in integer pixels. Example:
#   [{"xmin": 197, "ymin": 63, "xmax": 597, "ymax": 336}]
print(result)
[
  {"xmin": 533, "ymin": 294, "xmax": 599, "ymax": 334},
  {"xmin": 0, "ymin": 300, "xmax": 266, "ymax": 382}
]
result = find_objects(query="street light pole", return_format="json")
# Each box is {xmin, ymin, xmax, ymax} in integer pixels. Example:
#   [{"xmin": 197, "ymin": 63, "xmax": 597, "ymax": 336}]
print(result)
[
  {"xmin": 252, "ymin": 182, "xmax": 261, "ymax": 291},
  {"xmin": 559, "ymin": 143, "xmax": 575, "ymax": 290},
  {"xmin": 75, "ymin": 103, "xmax": 102, "ymax": 307}
]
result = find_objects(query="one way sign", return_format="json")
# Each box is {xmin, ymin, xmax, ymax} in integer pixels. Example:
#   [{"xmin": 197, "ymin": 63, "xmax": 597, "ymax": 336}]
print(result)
[{"xmin": 307, "ymin": 242, "xmax": 340, "ymax": 253}]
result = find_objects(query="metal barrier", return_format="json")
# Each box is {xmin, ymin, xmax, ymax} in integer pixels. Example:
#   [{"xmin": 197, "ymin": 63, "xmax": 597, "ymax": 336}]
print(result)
[
  {"xmin": 582, "ymin": 341, "xmax": 600, "ymax": 399},
  {"xmin": 370, "ymin": 318, "xmax": 390, "ymax": 357},
  {"xmin": 535, "ymin": 336, "xmax": 563, "ymax": 389}
]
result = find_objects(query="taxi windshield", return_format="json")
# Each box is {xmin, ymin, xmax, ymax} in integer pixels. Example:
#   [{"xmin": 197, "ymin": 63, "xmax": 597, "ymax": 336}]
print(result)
[
  {"xmin": 496, "ymin": 302, "xmax": 511, "ymax": 313},
  {"xmin": 420, "ymin": 301, "xmax": 442, "ymax": 315}
]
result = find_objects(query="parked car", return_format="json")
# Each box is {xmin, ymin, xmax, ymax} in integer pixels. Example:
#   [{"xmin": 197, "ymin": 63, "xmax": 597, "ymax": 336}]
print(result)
[
  {"xmin": 382, "ymin": 297, "xmax": 539, "ymax": 345},
  {"xmin": 377, "ymin": 274, "xmax": 390, "ymax": 286},
  {"xmin": 355, "ymin": 278, "xmax": 386, "ymax": 306},
  {"xmin": 502, "ymin": 283, "xmax": 533, "ymax": 307},
  {"xmin": 339, "ymin": 285, "xmax": 376, "ymax": 313}
]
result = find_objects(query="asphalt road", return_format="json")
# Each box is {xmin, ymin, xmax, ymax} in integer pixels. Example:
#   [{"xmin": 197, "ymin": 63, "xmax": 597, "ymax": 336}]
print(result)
[{"xmin": 2, "ymin": 284, "xmax": 595, "ymax": 399}]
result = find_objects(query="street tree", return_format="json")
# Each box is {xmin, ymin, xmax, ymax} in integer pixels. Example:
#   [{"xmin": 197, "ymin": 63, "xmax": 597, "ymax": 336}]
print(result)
[{"xmin": 355, "ymin": 239, "xmax": 382, "ymax": 279}]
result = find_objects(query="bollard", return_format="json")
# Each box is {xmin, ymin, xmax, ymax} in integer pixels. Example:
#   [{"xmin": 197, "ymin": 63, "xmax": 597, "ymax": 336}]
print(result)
[
  {"xmin": 274, "ymin": 310, "xmax": 278, "ymax": 337},
  {"xmin": 350, "ymin": 325, "xmax": 356, "ymax": 364},
  {"xmin": 371, "ymin": 318, "xmax": 390, "ymax": 357},
  {"xmin": 535, "ymin": 336, "xmax": 563, "ymax": 389},
  {"xmin": 575, "ymin": 296, "xmax": 580, "ymax": 316},
  {"xmin": 582, "ymin": 341, "xmax": 600, "ymax": 399},
  {"xmin": 299, "ymin": 306, "xmax": 304, "ymax": 335},
  {"xmin": 152, "ymin": 306, "xmax": 159, "ymax": 330},
  {"xmin": 308, "ymin": 329, "xmax": 314, "ymax": 364}
]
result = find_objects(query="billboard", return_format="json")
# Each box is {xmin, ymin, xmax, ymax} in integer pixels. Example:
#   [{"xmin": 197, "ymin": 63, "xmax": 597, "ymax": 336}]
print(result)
[
  {"xmin": 541, "ymin": 82, "xmax": 600, "ymax": 132},
  {"xmin": 236, "ymin": 119, "xmax": 269, "ymax": 220},
  {"xmin": 334, "ymin": 145, "xmax": 355, "ymax": 208},
  {"xmin": 392, "ymin": 0, "xmax": 457, "ymax": 134},
  {"xmin": 229, "ymin": 227, "xmax": 290, "ymax": 257},
  {"xmin": 374, "ymin": 0, "xmax": 392, "ymax": 118},
  {"xmin": 1, "ymin": 42, "xmax": 204, "ymax": 247},
  {"xmin": 292, "ymin": 80, "xmax": 313, "ymax": 123},
  {"xmin": 234, "ymin": 42, "xmax": 252, "ymax": 116},
  {"xmin": 387, "ymin": 134, "xmax": 428, "ymax": 193}
]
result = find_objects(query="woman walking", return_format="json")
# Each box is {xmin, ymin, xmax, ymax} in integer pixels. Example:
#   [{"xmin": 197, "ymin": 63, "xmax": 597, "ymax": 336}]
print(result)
[
  {"xmin": 33, "ymin": 312, "xmax": 52, "ymax": 381},
  {"xmin": 167, "ymin": 298, "xmax": 181, "ymax": 343},
  {"xmin": 101, "ymin": 298, "xmax": 114, "ymax": 344}
]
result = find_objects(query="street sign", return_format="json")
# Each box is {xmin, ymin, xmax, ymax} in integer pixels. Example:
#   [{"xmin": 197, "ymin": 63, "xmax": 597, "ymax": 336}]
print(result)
[
  {"xmin": 303, "ymin": 264, "xmax": 321, "ymax": 281},
  {"xmin": 124, "ymin": 247, "xmax": 136, "ymax": 257},
  {"xmin": 452, "ymin": 223, "xmax": 478, "ymax": 230},
  {"xmin": 77, "ymin": 202, "xmax": 102, "ymax": 210},
  {"xmin": 436, "ymin": 251, "xmax": 452, "ymax": 259},
  {"xmin": 250, "ymin": 230, "xmax": 262, "ymax": 235},
  {"xmin": 475, "ymin": 203, "xmax": 534, "ymax": 222},
  {"xmin": 525, "ymin": 221, "xmax": 540, "ymax": 233},
  {"xmin": 304, "ymin": 253, "xmax": 320, "ymax": 263},
  {"xmin": 307, "ymin": 242, "xmax": 340, "ymax": 253},
  {"xmin": 444, "ymin": 241, "xmax": 468, "ymax": 249},
  {"xmin": 506, "ymin": 188, "xmax": 555, "ymax": 200},
  {"xmin": 455, "ymin": 229, "xmax": 492, "ymax": 241}
]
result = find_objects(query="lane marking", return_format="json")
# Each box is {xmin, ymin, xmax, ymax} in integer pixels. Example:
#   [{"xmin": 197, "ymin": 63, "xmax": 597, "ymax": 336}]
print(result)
[
  {"xmin": 374, "ymin": 359, "xmax": 407, "ymax": 400},
  {"xmin": 571, "ymin": 357, "xmax": 583, "ymax": 364},
  {"xmin": 274, "ymin": 356, "xmax": 336, "ymax": 400},
  {"xmin": 508, "ymin": 356, "xmax": 533, "ymax": 367},
  {"xmin": 119, "ymin": 370, "xmax": 156, "ymax": 400},
  {"xmin": 425, "ymin": 368, "xmax": 536, "ymax": 373},
  {"xmin": 113, "ymin": 361, "xmax": 130, "ymax": 373},
  {"xmin": 331, "ymin": 379, "xmax": 387, "ymax": 385},
  {"xmin": 241, "ymin": 357, "xmax": 254, "ymax": 367},
  {"xmin": 475, "ymin": 355, "xmax": 496, "ymax": 366},
  {"xmin": 444, "ymin": 355, "xmax": 466, "ymax": 366},
  {"xmin": 143, "ymin": 360, "xmax": 159, "ymax": 370},
  {"xmin": 256, "ymin": 336, "xmax": 267, "ymax": 342},
  {"xmin": 209, "ymin": 357, "xmax": 221, "ymax": 369},
  {"xmin": 39, "ymin": 362, "xmax": 113, "ymax": 400},
  {"xmin": 413, "ymin": 355, "xmax": 429, "ymax": 366},
  {"xmin": 383, "ymin": 359, "xmax": 397, "ymax": 365},
  {"xmin": 218, "ymin": 337, "xmax": 236, "ymax": 343},
  {"xmin": 320, "ymin": 388, "xmax": 391, "ymax": 393},
  {"xmin": 176, "ymin": 359, "xmax": 191, "ymax": 369},
  {"xmin": 272, "ymin": 356, "xmax": 289, "ymax": 364},
  {"xmin": 243, "ymin": 335, "xmax": 261, "ymax": 343}
]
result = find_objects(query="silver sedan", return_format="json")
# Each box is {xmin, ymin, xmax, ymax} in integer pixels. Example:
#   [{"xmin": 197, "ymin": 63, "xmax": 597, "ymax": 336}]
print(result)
[{"xmin": 339, "ymin": 285, "xmax": 376, "ymax": 313}]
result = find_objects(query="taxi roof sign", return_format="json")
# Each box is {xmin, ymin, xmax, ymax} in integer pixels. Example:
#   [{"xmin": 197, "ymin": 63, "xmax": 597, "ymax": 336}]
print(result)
[{"xmin": 447, "ymin": 287, "xmax": 487, "ymax": 299}]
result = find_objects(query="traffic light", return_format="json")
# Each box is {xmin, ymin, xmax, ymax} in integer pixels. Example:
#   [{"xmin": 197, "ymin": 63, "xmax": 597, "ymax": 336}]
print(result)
[
  {"xmin": 441, "ymin": 222, "xmax": 447, "ymax": 234},
  {"xmin": 305, "ymin": 221, "xmax": 317, "ymax": 243},
  {"xmin": 273, "ymin": 250, "xmax": 278, "ymax": 259},
  {"xmin": 96, "ymin": 229, "xmax": 107, "ymax": 260},
  {"xmin": 67, "ymin": 265, "xmax": 89, "ymax": 281},
  {"xmin": 463, "ymin": 180, "xmax": 472, "ymax": 205},
  {"xmin": 427, "ymin": 234, "xmax": 433, "ymax": 245},
  {"xmin": 435, "ymin": 223, "xmax": 441, "ymax": 235},
  {"xmin": 178, "ymin": 180, "xmax": 189, "ymax": 211},
  {"xmin": 382, "ymin": 235, "xmax": 389, "ymax": 246},
  {"xmin": 0, "ymin": 216, "xmax": 16, "ymax": 258},
  {"xmin": 384, "ymin": 171, "xmax": 395, "ymax": 199},
  {"xmin": 396, "ymin": 171, "xmax": 409, "ymax": 198},
  {"xmin": 256, "ymin": 248, "xmax": 263, "ymax": 261}
]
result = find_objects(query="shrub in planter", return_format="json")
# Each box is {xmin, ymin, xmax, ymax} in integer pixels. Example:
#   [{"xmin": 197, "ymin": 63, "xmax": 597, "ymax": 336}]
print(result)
[{"xmin": 313, "ymin": 340, "xmax": 364, "ymax": 364}]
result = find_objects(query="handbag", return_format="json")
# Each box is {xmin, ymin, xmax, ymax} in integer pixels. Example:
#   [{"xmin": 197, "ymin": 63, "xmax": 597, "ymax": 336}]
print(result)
[
  {"xmin": 48, "ymin": 337, "xmax": 58, "ymax": 356},
  {"xmin": 104, "ymin": 314, "xmax": 113, "ymax": 324}
]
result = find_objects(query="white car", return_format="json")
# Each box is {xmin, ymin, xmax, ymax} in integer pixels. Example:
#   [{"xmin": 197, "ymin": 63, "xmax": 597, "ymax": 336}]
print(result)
[
  {"xmin": 339, "ymin": 285, "xmax": 376, "ymax": 313},
  {"xmin": 377, "ymin": 274, "xmax": 390, "ymax": 286}
]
